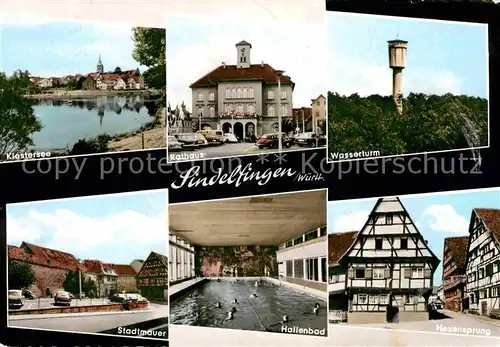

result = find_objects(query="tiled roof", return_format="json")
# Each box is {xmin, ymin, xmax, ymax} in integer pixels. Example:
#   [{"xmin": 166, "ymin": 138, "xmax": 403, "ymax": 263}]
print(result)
[
  {"xmin": 152, "ymin": 251, "xmax": 169, "ymax": 268},
  {"xmin": 474, "ymin": 208, "xmax": 500, "ymax": 245},
  {"xmin": 82, "ymin": 259, "xmax": 103, "ymax": 274},
  {"xmin": 443, "ymin": 236, "xmax": 469, "ymax": 275},
  {"xmin": 190, "ymin": 63, "xmax": 294, "ymax": 88},
  {"xmin": 108, "ymin": 264, "xmax": 137, "ymax": 276},
  {"xmin": 328, "ymin": 231, "xmax": 357, "ymax": 265},
  {"xmin": 8, "ymin": 242, "xmax": 84, "ymax": 271}
]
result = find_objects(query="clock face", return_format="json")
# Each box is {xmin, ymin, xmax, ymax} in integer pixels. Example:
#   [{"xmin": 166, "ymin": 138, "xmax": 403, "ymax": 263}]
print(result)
[{"xmin": 241, "ymin": 48, "xmax": 246, "ymax": 53}]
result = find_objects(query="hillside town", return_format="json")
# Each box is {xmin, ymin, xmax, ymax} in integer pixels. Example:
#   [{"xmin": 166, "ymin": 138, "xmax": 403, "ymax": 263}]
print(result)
[
  {"xmin": 27, "ymin": 56, "xmax": 146, "ymax": 92},
  {"xmin": 8, "ymin": 241, "xmax": 168, "ymax": 302}
]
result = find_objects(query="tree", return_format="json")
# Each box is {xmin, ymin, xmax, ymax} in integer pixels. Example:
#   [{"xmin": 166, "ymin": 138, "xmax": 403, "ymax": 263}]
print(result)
[
  {"xmin": 132, "ymin": 27, "xmax": 166, "ymax": 106},
  {"xmin": 8, "ymin": 260, "xmax": 35, "ymax": 289},
  {"xmin": 114, "ymin": 67, "xmax": 122, "ymax": 73},
  {"xmin": 0, "ymin": 70, "xmax": 42, "ymax": 157},
  {"xmin": 63, "ymin": 270, "xmax": 97, "ymax": 296},
  {"xmin": 327, "ymin": 91, "xmax": 488, "ymax": 156}
]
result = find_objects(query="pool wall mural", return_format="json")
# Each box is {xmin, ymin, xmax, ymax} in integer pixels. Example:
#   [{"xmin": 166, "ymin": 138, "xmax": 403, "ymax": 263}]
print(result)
[
  {"xmin": 195, "ymin": 246, "xmax": 279, "ymax": 277},
  {"xmin": 168, "ymin": 189, "xmax": 329, "ymax": 337}
]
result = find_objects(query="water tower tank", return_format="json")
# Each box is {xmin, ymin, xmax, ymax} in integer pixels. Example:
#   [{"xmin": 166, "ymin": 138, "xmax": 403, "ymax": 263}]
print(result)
[{"xmin": 388, "ymin": 40, "xmax": 408, "ymax": 69}]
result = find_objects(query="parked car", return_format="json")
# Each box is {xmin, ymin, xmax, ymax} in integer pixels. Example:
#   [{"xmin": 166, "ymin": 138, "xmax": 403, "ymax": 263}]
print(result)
[
  {"xmin": 168, "ymin": 135, "xmax": 183, "ymax": 152},
  {"xmin": 175, "ymin": 133, "xmax": 203, "ymax": 150},
  {"xmin": 194, "ymin": 133, "xmax": 209, "ymax": 146},
  {"xmin": 54, "ymin": 290, "xmax": 72, "ymax": 306},
  {"xmin": 245, "ymin": 134, "xmax": 257, "ymax": 143},
  {"xmin": 22, "ymin": 289, "xmax": 36, "ymax": 299},
  {"xmin": 197, "ymin": 129, "xmax": 224, "ymax": 145},
  {"xmin": 223, "ymin": 133, "xmax": 239, "ymax": 143},
  {"xmin": 109, "ymin": 293, "xmax": 127, "ymax": 303},
  {"xmin": 256, "ymin": 133, "xmax": 292, "ymax": 149},
  {"xmin": 295, "ymin": 132, "xmax": 326, "ymax": 148},
  {"xmin": 8, "ymin": 289, "xmax": 24, "ymax": 309}
]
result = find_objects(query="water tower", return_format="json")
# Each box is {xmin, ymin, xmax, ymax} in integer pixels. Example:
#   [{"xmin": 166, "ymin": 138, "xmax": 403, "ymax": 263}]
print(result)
[{"xmin": 388, "ymin": 39, "xmax": 408, "ymax": 114}]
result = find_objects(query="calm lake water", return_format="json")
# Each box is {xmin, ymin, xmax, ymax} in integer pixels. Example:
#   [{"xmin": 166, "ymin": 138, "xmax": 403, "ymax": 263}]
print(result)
[{"xmin": 31, "ymin": 96, "xmax": 158, "ymax": 151}]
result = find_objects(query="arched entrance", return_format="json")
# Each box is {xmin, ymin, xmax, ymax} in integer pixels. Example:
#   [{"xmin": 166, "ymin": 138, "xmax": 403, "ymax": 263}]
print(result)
[
  {"xmin": 222, "ymin": 122, "xmax": 232, "ymax": 134},
  {"xmin": 245, "ymin": 123, "xmax": 255, "ymax": 136},
  {"xmin": 270, "ymin": 122, "xmax": 279, "ymax": 133},
  {"xmin": 233, "ymin": 122, "xmax": 244, "ymax": 140}
]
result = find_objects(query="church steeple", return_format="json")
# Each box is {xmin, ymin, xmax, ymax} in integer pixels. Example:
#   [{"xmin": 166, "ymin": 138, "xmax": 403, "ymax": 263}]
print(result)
[{"xmin": 97, "ymin": 54, "xmax": 104, "ymax": 73}]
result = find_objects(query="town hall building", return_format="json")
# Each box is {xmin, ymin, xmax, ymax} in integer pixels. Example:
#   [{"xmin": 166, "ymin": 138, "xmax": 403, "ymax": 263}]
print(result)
[{"xmin": 189, "ymin": 40, "xmax": 294, "ymax": 140}]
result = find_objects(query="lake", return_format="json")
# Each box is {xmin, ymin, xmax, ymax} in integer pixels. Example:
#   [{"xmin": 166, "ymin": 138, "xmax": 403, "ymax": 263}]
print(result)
[{"xmin": 30, "ymin": 96, "xmax": 158, "ymax": 151}]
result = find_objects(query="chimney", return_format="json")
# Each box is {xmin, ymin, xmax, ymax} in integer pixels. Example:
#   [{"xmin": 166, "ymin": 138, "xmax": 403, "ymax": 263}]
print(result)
[
  {"xmin": 261, "ymin": 61, "xmax": 264, "ymax": 67},
  {"xmin": 222, "ymin": 62, "xmax": 226, "ymax": 69}
]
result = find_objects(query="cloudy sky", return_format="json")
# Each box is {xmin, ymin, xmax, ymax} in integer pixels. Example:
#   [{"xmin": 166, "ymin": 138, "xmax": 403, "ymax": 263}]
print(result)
[
  {"xmin": 166, "ymin": 13, "xmax": 327, "ymax": 110},
  {"xmin": 328, "ymin": 188, "xmax": 500, "ymax": 285},
  {"xmin": 327, "ymin": 12, "xmax": 488, "ymax": 98},
  {"xmin": 0, "ymin": 15, "xmax": 150, "ymax": 77},
  {"xmin": 6, "ymin": 189, "xmax": 167, "ymax": 264}
]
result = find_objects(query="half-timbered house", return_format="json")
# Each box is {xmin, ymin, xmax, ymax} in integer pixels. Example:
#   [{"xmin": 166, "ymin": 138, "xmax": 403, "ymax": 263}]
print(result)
[
  {"xmin": 136, "ymin": 251, "xmax": 169, "ymax": 301},
  {"xmin": 442, "ymin": 236, "xmax": 468, "ymax": 312},
  {"xmin": 465, "ymin": 209, "xmax": 500, "ymax": 316},
  {"xmin": 338, "ymin": 197, "xmax": 440, "ymax": 315}
]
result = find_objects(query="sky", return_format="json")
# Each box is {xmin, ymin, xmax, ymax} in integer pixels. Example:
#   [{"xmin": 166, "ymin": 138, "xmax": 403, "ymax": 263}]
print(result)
[
  {"xmin": 166, "ymin": 13, "xmax": 327, "ymax": 110},
  {"xmin": 6, "ymin": 189, "xmax": 168, "ymax": 264},
  {"xmin": 327, "ymin": 12, "xmax": 488, "ymax": 98},
  {"xmin": 328, "ymin": 188, "xmax": 500, "ymax": 286},
  {"xmin": 0, "ymin": 14, "xmax": 149, "ymax": 78}
]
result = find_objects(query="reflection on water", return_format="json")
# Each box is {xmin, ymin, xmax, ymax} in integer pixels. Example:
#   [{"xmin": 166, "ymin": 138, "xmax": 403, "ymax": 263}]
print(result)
[
  {"xmin": 170, "ymin": 280, "xmax": 328, "ymax": 334},
  {"xmin": 32, "ymin": 96, "xmax": 159, "ymax": 151}
]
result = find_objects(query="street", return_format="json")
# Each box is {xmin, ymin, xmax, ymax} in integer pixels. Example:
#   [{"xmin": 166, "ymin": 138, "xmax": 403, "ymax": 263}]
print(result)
[
  {"xmin": 11, "ymin": 297, "xmax": 109, "ymax": 310},
  {"xmin": 8, "ymin": 302, "xmax": 169, "ymax": 336},
  {"xmin": 168, "ymin": 142, "xmax": 325, "ymax": 162}
]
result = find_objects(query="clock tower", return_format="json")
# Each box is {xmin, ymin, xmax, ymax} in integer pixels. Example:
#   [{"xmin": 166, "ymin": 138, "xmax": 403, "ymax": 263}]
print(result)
[{"xmin": 235, "ymin": 40, "xmax": 251, "ymax": 69}]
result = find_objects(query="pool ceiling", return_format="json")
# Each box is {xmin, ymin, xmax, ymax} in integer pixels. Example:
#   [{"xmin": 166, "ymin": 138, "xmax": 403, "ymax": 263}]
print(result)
[{"xmin": 169, "ymin": 189, "xmax": 327, "ymax": 246}]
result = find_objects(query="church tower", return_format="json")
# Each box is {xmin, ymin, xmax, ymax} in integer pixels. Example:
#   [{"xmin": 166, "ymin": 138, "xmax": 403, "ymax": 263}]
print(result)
[
  {"xmin": 235, "ymin": 40, "xmax": 251, "ymax": 69},
  {"xmin": 97, "ymin": 55, "xmax": 104, "ymax": 73}
]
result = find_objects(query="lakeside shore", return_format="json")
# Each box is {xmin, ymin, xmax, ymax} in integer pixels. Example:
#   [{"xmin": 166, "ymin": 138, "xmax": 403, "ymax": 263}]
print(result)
[
  {"xmin": 24, "ymin": 89, "xmax": 162, "ymax": 100},
  {"xmin": 107, "ymin": 107, "xmax": 166, "ymax": 151}
]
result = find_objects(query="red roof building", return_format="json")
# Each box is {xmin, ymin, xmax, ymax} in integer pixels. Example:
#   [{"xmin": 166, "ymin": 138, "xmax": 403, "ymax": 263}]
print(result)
[
  {"xmin": 187, "ymin": 40, "xmax": 295, "ymax": 139},
  {"xmin": 442, "ymin": 236, "xmax": 468, "ymax": 312}
]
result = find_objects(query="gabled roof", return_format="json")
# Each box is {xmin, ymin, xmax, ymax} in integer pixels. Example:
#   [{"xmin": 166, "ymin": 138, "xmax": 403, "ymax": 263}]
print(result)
[
  {"xmin": 443, "ymin": 236, "xmax": 469, "ymax": 278},
  {"xmin": 190, "ymin": 63, "xmax": 294, "ymax": 89},
  {"xmin": 328, "ymin": 231, "xmax": 357, "ymax": 265},
  {"xmin": 108, "ymin": 264, "xmax": 137, "ymax": 276},
  {"xmin": 474, "ymin": 208, "xmax": 500, "ymax": 245},
  {"xmin": 8, "ymin": 242, "xmax": 84, "ymax": 271},
  {"xmin": 338, "ymin": 197, "xmax": 440, "ymax": 268},
  {"xmin": 136, "ymin": 251, "xmax": 168, "ymax": 276},
  {"xmin": 311, "ymin": 94, "xmax": 326, "ymax": 104}
]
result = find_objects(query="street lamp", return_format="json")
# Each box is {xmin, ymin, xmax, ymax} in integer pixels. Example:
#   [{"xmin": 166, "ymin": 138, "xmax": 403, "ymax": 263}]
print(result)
[
  {"xmin": 199, "ymin": 111, "xmax": 202, "ymax": 131},
  {"xmin": 78, "ymin": 258, "xmax": 82, "ymax": 300},
  {"xmin": 275, "ymin": 70, "xmax": 284, "ymax": 152}
]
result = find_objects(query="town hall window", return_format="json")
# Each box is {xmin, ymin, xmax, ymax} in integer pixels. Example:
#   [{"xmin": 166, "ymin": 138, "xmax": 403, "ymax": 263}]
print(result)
[
  {"xmin": 281, "ymin": 90, "xmax": 287, "ymax": 99},
  {"xmin": 231, "ymin": 89, "xmax": 237, "ymax": 98},
  {"xmin": 242, "ymin": 88, "xmax": 248, "ymax": 98},
  {"xmin": 209, "ymin": 106, "xmax": 215, "ymax": 117},
  {"xmin": 237, "ymin": 88, "xmax": 242, "ymax": 98},
  {"xmin": 248, "ymin": 88, "xmax": 254, "ymax": 98},
  {"xmin": 197, "ymin": 92, "xmax": 204, "ymax": 102},
  {"xmin": 375, "ymin": 237, "xmax": 383, "ymax": 250},
  {"xmin": 400, "ymin": 238, "xmax": 408, "ymax": 249},
  {"xmin": 268, "ymin": 105, "xmax": 275, "ymax": 116},
  {"xmin": 355, "ymin": 269, "xmax": 365, "ymax": 279},
  {"xmin": 225, "ymin": 88, "xmax": 231, "ymax": 99},
  {"xmin": 208, "ymin": 91, "xmax": 215, "ymax": 101},
  {"xmin": 247, "ymin": 104, "xmax": 255, "ymax": 114},
  {"xmin": 386, "ymin": 215, "xmax": 393, "ymax": 225},
  {"xmin": 267, "ymin": 90, "xmax": 274, "ymax": 99}
]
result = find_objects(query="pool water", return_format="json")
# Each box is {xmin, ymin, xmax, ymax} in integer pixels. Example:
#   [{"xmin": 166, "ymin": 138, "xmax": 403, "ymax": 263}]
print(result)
[{"xmin": 170, "ymin": 279, "xmax": 328, "ymax": 336}]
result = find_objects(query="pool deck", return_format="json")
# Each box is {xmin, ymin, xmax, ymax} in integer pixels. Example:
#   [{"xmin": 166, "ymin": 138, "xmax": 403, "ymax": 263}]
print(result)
[{"xmin": 170, "ymin": 277, "xmax": 207, "ymax": 299}]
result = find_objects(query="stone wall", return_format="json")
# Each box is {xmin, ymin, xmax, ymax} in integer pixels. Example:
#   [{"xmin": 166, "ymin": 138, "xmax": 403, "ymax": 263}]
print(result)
[
  {"xmin": 27, "ymin": 264, "xmax": 68, "ymax": 297},
  {"xmin": 9, "ymin": 302, "xmax": 148, "ymax": 315},
  {"xmin": 195, "ymin": 245, "xmax": 278, "ymax": 277}
]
